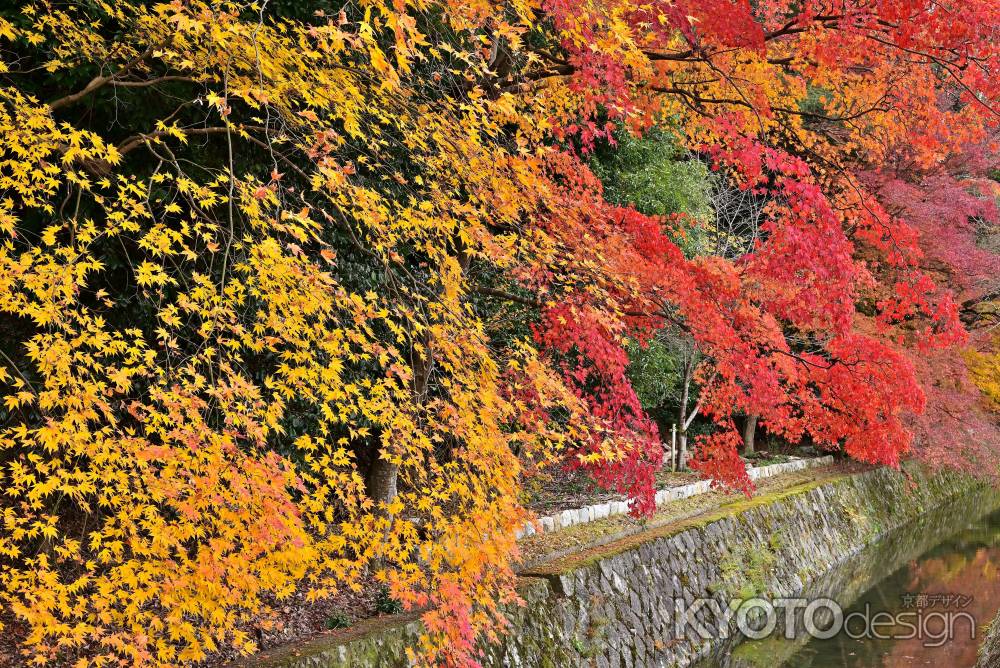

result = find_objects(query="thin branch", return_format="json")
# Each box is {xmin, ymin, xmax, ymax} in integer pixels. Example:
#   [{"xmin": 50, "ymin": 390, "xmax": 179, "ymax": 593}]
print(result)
[
  {"xmin": 474, "ymin": 287, "xmax": 544, "ymax": 308},
  {"xmin": 48, "ymin": 45, "xmax": 157, "ymax": 111},
  {"xmin": 110, "ymin": 75, "xmax": 200, "ymax": 88},
  {"xmin": 116, "ymin": 126, "xmax": 235, "ymax": 156}
]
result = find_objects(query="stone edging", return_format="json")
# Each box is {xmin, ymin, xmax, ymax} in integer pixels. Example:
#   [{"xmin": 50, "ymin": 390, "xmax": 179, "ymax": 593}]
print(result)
[{"xmin": 516, "ymin": 455, "xmax": 834, "ymax": 539}]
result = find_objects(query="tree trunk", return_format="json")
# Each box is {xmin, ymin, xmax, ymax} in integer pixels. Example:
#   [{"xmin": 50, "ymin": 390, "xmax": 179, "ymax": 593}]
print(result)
[
  {"xmin": 367, "ymin": 330, "xmax": 432, "ymax": 506},
  {"xmin": 678, "ymin": 432, "xmax": 688, "ymax": 470},
  {"xmin": 366, "ymin": 457, "xmax": 399, "ymax": 505},
  {"xmin": 669, "ymin": 422, "xmax": 677, "ymax": 472},
  {"xmin": 677, "ymin": 355, "xmax": 693, "ymax": 470},
  {"xmin": 742, "ymin": 413, "xmax": 758, "ymax": 454}
]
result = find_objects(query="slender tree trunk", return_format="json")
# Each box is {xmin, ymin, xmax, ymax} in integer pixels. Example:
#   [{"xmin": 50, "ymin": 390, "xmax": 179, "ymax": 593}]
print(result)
[
  {"xmin": 678, "ymin": 431, "xmax": 688, "ymax": 470},
  {"xmin": 670, "ymin": 422, "xmax": 677, "ymax": 472},
  {"xmin": 367, "ymin": 329, "xmax": 432, "ymax": 506},
  {"xmin": 677, "ymin": 355, "xmax": 693, "ymax": 470},
  {"xmin": 742, "ymin": 413, "xmax": 758, "ymax": 454}
]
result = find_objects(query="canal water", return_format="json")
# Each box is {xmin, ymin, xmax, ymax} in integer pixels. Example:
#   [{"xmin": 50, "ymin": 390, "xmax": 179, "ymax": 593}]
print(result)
[{"xmin": 698, "ymin": 488, "xmax": 1000, "ymax": 668}]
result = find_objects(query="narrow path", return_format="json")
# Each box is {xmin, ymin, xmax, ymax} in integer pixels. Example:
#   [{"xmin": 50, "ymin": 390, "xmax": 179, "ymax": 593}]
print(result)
[{"xmin": 518, "ymin": 460, "xmax": 868, "ymax": 572}]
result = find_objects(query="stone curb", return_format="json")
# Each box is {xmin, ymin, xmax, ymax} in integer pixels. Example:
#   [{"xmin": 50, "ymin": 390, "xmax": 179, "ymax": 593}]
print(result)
[{"xmin": 516, "ymin": 455, "xmax": 834, "ymax": 539}]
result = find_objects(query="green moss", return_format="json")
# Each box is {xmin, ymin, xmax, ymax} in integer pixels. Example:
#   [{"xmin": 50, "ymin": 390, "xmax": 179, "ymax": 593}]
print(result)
[
  {"xmin": 718, "ymin": 540, "xmax": 779, "ymax": 599},
  {"xmin": 571, "ymin": 633, "xmax": 602, "ymax": 658},
  {"xmin": 731, "ymin": 634, "xmax": 801, "ymax": 667}
]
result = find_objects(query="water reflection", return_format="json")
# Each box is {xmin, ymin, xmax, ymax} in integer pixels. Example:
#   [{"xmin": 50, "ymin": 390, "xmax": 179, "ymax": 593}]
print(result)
[
  {"xmin": 699, "ymin": 489, "xmax": 1000, "ymax": 668},
  {"xmin": 788, "ymin": 513, "xmax": 1000, "ymax": 667}
]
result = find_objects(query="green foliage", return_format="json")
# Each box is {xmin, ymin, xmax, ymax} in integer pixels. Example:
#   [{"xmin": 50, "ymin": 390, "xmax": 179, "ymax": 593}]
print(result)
[
  {"xmin": 375, "ymin": 585, "xmax": 404, "ymax": 615},
  {"xmin": 628, "ymin": 337, "xmax": 686, "ymax": 411},
  {"xmin": 591, "ymin": 128, "xmax": 713, "ymax": 256},
  {"xmin": 798, "ymin": 85, "xmax": 836, "ymax": 120},
  {"xmin": 593, "ymin": 128, "xmax": 714, "ymax": 419},
  {"xmin": 325, "ymin": 611, "xmax": 352, "ymax": 629}
]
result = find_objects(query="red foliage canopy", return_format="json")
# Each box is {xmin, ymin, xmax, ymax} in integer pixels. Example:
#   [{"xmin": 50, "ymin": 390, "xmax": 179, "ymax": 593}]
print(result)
[{"xmin": 518, "ymin": 0, "xmax": 999, "ymax": 496}]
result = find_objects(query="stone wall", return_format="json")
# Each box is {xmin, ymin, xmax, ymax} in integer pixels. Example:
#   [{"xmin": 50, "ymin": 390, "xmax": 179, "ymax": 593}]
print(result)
[{"xmin": 238, "ymin": 464, "xmax": 981, "ymax": 668}]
